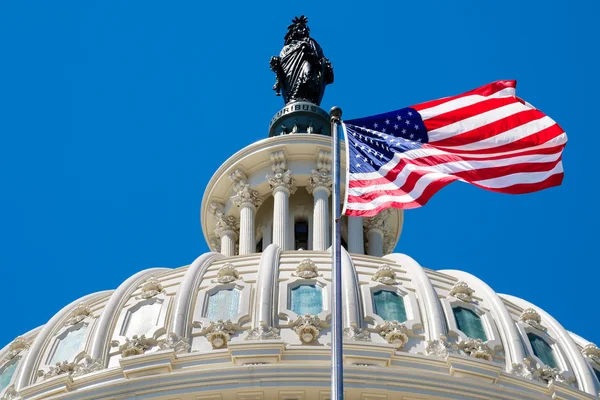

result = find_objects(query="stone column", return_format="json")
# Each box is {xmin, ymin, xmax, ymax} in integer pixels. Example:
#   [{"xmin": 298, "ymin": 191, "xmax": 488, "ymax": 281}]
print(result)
[
  {"xmin": 260, "ymin": 222, "xmax": 272, "ymax": 251},
  {"xmin": 267, "ymin": 151, "xmax": 296, "ymax": 249},
  {"xmin": 230, "ymin": 169, "xmax": 263, "ymax": 255},
  {"xmin": 307, "ymin": 151, "xmax": 332, "ymax": 251},
  {"xmin": 211, "ymin": 202, "xmax": 239, "ymax": 257},
  {"xmin": 347, "ymin": 216, "xmax": 364, "ymax": 254},
  {"xmin": 363, "ymin": 210, "xmax": 389, "ymax": 257}
]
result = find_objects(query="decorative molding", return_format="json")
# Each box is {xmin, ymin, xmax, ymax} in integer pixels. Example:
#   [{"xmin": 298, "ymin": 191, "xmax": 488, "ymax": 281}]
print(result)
[
  {"xmin": 64, "ymin": 302, "xmax": 93, "ymax": 326},
  {"xmin": 37, "ymin": 353, "xmax": 102, "ymax": 380},
  {"xmin": 448, "ymin": 281, "xmax": 475, "ymax": 303},
  {"xmin": 292, "ymin": 258, "xmax": 320, "ymax": 279},
  {"xmin": 138, "ymin": 277, "xmax": 164, "ymax": 300},
  {"xmin": 371, "ymin": 264, "xmax": 398, "ymax": 285},
  {"xmin": 363, "ymin": 209, "xmax": 390, "ymax": 235},
  {"xmin": 267, "ymin": 151, "xmax": 297, "ymax": 194},
  {"xmin": 519, "ymin": 308, "xmax": 546, "ymax": 331},
  {"xmin": 510, "ymin": 362, "xmax": 534, "ymax": 380},
  {"xmin": 229, "ymin": 169, "xmax": 263, "ymax": 209},
  {"xmin": 306, "ymin": 150, "xmax": 332, "ymax": 195},
  {"xmin": 7, "ymin": 337, "xmax": 29, "ymax": 360},
  {"xmin": 158, "ymin": 333, "xmax": 191, "ymax": 354},
  {"xmin": 214, "ymin": 263, "xmax": 240, "ymax": 284},
  {"xmin": 193, "ymin": 320, "xmax": 238, "ymax": 349},
  {"xmin": 245, "ymin": 325, "xmax": 280, "ymax": 341},
  {"xmin": 343, "ymin": 327, "xmax": 371, "ymax": 342},
  {"xmin": 1, "ymin": 386, "xmax": 18, "ymax": 400},
  {"xmin": 213, "ymin": 209, "xmax": 240, "ymax": 239},
  {"xmin": 425, "ymin": 335, "xmax": 454, "ymax": 359},
  {"xmin": 535, "ymin": 366, "xmax": 566, "ymax": 385},
  {"xmin": 375, "ymin": 321, "xmax": 410, "ymax": 349},
  {"xmin": 458, "ymin": 338, "xmax": 493, "ymax": 361},
  {"xmin": 292, "ymin": 315, "xmax": 327, "ymax": 344},
  {"xmin": 111, "ymin": 333, "xmax": 189, "ymax": 357},
  {"xmin": 582, "ymin": 342, "xmax": 600, "ymax": 365}
]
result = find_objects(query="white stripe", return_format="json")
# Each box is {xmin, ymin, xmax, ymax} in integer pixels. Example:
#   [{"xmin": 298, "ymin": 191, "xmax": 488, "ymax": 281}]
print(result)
[
  {"xmin": 428, "ymin": 101, "xmax": 531, "ymax": 142},
  {"xmin": 433, "ymin": 116, "xmax": 557, "ymax": 152},
  {"xmin": 473, "ymin": 161, "xmax": 563, "ymax": 189},
  {"xmin": 348, "ymin": 151, "xmax": 562, "ymax": 197},
  {"xmin": 419, "ymin": 87, "xmax": 516, "ymax": 121}
]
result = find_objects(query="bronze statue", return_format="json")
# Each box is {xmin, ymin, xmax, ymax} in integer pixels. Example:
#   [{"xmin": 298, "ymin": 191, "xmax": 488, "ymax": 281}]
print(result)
[{"xmin": 270, "ymin": 16, "xmax": 334, "ymax": 106}]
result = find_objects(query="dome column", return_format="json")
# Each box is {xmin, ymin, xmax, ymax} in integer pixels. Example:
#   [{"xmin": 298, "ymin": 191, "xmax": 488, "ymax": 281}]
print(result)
[
  {"xmin": 268, "ymin": 151, "xmax": 296, "ymax": 249},
  {"xmin": 364, "ymin": 210, "xmax": 389, "ymax": 257},
  {"xmin": 307, "ymin": 150, "xmax": 332, "ymax": 251},
  {"xmin": 211, "ymin": 202, "xmax": 239, "ymax": 257},
  {"xmin": 347, "ymin": 216, "xmax": 364, "ymax": 254},
  {"xmin": 230, "ymin": 170, "xmax": 263, "ymax": 255}
]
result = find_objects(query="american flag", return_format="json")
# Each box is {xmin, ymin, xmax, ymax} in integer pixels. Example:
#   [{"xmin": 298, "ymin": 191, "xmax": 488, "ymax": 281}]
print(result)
[{"xmin": 343, "ymin": 80, "xmax": 566, "ymax": 217}]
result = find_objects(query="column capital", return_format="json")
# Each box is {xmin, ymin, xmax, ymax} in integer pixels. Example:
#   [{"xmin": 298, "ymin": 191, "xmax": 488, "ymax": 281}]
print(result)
[
  {"xmin": 229, "ymin": 169, "xmax": 263, "ymax": 209},
  {"xmin": 267, "ymin": 150, "xmax": 297, "ymax": 194},
  {"xmin": 307, "ymin": 150, "xmax": 332, "ymax": 195},
  {"xmin": 363, "ymin": 209, "xmax": 390, "ymax": 235},
  {"xmin": 210, "ymin": 201, "xmax": 239, "ymax": 238}
]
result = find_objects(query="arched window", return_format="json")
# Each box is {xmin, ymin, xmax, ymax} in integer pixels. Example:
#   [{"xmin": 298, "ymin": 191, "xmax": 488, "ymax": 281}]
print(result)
[
  {"xmin": 294, "ymin": 220, "xmax": 309, "ymax": 250},
  {"xmin": 527, "ymin": 333, "xmax": 557, "ymax": 368},
  {"xmin": 453, "ymin": 307, "xmax": 487, "ymax": 341},
  {"xmin": 49, "ymin": 325, "xmax": 88, "ymax": 364},
  {"xmin": 206, "ymin": 288, "xmax": 240, "ymax": 321},
  {"xmin": 291, "ymin": 284, "xmax": 323, "ymax": 315},
  {"xmin": 122, "ymin": 301, "xmax": 162, "ymax": 337},
  {"xmin": 0, "ymin": 361, "xmax": 18, "ymax": 392},
  {"xmin": 373, "ymin": 290, "xmax": 407, "ymax": 322}
]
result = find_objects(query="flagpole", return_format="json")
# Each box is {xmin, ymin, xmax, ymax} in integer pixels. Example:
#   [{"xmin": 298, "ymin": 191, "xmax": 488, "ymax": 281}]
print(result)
[{"xmin": 330, "ymin": 106, "xmax": 344, "ymax": 400}]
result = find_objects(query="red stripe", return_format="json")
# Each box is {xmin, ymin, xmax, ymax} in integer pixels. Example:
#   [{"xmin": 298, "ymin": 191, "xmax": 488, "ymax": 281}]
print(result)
[
  {"xmin": 411, "ymin": 80, "xmax": 517, "ymax": 111},
  {"xmin": 423, "ymin": 96, "xmax": 519, "ymax": 132},
  {"xmin": 429, "ymin": 108, "xmax": 547, "ymax": 147},
  {"xmin": 470, "ymin": 172, "xmax": 564, "ymax": 194}
]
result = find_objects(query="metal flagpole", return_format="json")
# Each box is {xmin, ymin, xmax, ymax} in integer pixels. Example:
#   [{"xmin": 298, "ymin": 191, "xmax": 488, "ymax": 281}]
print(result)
[{"xmin": 329, "ymin": 106, "xmax": 344, "ymax": 400}]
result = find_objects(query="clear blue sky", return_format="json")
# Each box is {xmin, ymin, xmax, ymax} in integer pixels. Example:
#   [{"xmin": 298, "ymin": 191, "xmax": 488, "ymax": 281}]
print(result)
[{"xmin": 1, "ymin": 1, "xmax": 598, "ymax": 348}]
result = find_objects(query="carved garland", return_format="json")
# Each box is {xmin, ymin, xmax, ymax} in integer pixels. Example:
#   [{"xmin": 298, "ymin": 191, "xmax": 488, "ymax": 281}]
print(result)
[
  {"xmin": 448, "ymin": 281, "xmax": 475, "ymax": 303},
  {"xmin": 371, "ymin": 264, "xmax": 398, "ymax": 285},
  {"xmin": 519, "ymin": 308, "xmax": 546, "ymax": 331}
]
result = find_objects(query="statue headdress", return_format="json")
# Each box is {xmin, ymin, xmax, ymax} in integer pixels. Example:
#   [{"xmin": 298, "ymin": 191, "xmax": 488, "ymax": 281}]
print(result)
[{"xmin": 285, "ymin": 15, "xmax": 310, "ymax": 43}]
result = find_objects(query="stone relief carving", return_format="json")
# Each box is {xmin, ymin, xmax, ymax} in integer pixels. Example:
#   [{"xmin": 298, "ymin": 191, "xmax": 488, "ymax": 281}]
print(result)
[
  {"xmin": 208, "ymin": 234, "xmax": 221, "ymax": 253},
  {"xmin": 375, "ymin": 321, "xmax": 411, "ymax": 349},
  {"xmin": 448, "ymin": 281, "xmax": 475, "ymax": 303},
  {"xmin": 425, "ymin": 335, "xmax": 456, "ymax": 359},
  {"xmin": 245, "ymin": 325, "xmax": 281, "ymax": 341},
  {"xmin": 111, "ymin": 333, "xmax": 189, "ymax": 357},
  {"xmin": 342, "ymin": 327, "xmax": 371, "ymax": 342},
  {"xmin": 306, "ymin": 150, "xmax": 332, "ymax": 194},
  {"xmin": 363, "ymin": 209, "xmax": 390, "ymax": 236},
  {"xmin": 383, "ymin": 234, "xmax": 396, "ymax": 255},
  {"xmin": 510, "ymin": 362, "xmax": 535, "ymax": 380},
  {"xmin": 64, "ymin": 302, "xmax": 93, "ymax": 326},
  {"xmin": 582, "ymin": 342, "xmax": 600, "ymax": 365},
  {"xmin": 371, "ymin": 264, "xmax": 398, "ymax": 285},
  {"xmin": 458, "ymin": 338, "xmax": 493, "ymax": 361},
  {"xmin": 1, "ymin": 386, "xmax": 18, "ymax": 400},
  {"xmin": 37, "ymin": 353, "xmax": 102, "ymax": 380},
  {"xmin": 519, "ymin": 308, "xmax": 546, "ymax": 331},
  {"xmin": 138, "ymin": 277, "xmax": 165, "ymax": 300},
  {"xmin": 291, "ymin": 258, "xmax": 320, "ymax": 278},
  {"xmin": 535, "ymin": 366, "xmax": 566, "ymax": 385},
  {"xmin": 193, "ymin": 320, "xmax": 238, "ymax": 349},
  {"xmin": 159, "ymin": 333, "xmax": 191, "ymax": 354},
  {"xmin": 7, "ymin": 336, "xmax": 29, "ymax": 360},
  {"xmin": 229, "ymin": 169, "xmax": 263, "ymax": 209},
  {"xmin": 292, "ymin": 315, "xmax": 327, "ymax": 344},
  {"xmin": 267, "ymin": 151, "xmax": 297, "ymax": 194},
  {"xmin": 511, "ymin": 359, "xmax": 569, "ymax": 385},
  {"xmin": 214, "ymin": 263, "xmax": 240, "ymax": 284}
]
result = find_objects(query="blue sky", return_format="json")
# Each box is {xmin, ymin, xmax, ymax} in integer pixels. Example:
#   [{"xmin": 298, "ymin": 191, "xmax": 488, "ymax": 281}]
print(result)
[{"xmin": 1, "ymin": 1, "xmax": 598, "ymax": 348}]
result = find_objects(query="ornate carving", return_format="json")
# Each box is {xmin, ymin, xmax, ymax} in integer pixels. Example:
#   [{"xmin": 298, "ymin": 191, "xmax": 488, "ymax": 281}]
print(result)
[
  {"xmin": 158, "ymin": 333, "xmax": 190, "ymax": 354},
  {"xmin": 245, "ymin": 325, "xmax": 281, "ymax": 341},
  {"xmin": 112, "ymin": 335, "xmax": 157, "ymax": 357},
  {"xmin": 267, "ymin": 151, "xmax": 297, "ymax": 194},
  {"xmin": 37, "ymin": 353, "xmax": 102, "ymax": 380},
  {"xmin": 7, "ymin": 337, "xmax": 29, "ymax": 359},
  {"xmin": 458, "ymin": 338, "xmax": 493, "ymax": 361},
  {"xmin": 270, "ymin": 15, "xmax": 334, "ymax": 106},
  {"xmin": 425, "ymin": 335, "xmax": 455, "ymax": 358},
  {"xmin": 535, "ymin": 366, "xmax": 566, "ymax": 385},
  {"xmin": 214, "ymin": 263, "xmax": 240, "ymax": 283},
  {"xmin": 343, "ymin": 327, "xmax": 371, "ymax": 342},
  {"xmin": 208, "ymin": 234, "xmax": 221, "ymax": 252},
  {"xmin": 292, "ymin": 315, "xmax": 327, "ymax": 344},
  {"xmin": 292, "ymin": 258, "xmax": 320, "ymax": 278},
  {"xmin": 65, "ymin": 302, "xmax": 92, "ymax": 326},
  {"xmin": 371, "ymin": 264, "xmax": 398, "ymax": 285},
  {"xmin": 363, "ymin": 209, "xmax": 390, "ymax": 235},
  {"xmin": 1, "ymin": 385, "xmax": 18, "ymax": 400},
  {"xmin": 519, "ymin": 308, "xmax": 546, "ymax": 331},
  {"xmin": 138, "ymin": 277, "xmax": 164, "ymax": 299},
  {"xmin": 376, "ymin": 321, "xmax": 410, "ymax": 349},
  {"xmin": 582, "ymin": 343, "xmax": 600, "ymax": 365},
  {"xmin": 193, "ymin": 320, "xmax": 238, "ymax": 349},
  {"xmin": 449, "ymin": 281, "xmax": 475, "ymax": 303},
  {"xmin": 229, "ymin": 169, "xmax": 263, "ymax": 209},
  {"xmin": 383, "ymin": 234, "xmax": 396, "ymax": 255},
  {"xmin": 306, "ymin": 151, "xmax": 332, "ymax": 194},
  {"xmin": 510, "ymin": 362, "xmax": 534, "ymax": 380},
  {"xmin": 214, "ymin": 215, "xmax": 239, "ymax": 238}
]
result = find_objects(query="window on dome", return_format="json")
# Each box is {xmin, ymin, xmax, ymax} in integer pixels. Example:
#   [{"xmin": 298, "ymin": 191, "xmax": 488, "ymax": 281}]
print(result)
[
  {"xmin": 527, "ymin": 333, "xmax": 558, "ymax": 368},
  {"xmin": 49, "ymin": 325, "xmax": 87, "ymax": 364},
  {"xmin": 0, "ymin": 361, "xmax": 18, "ymax": 393},
  {"xmin": 122, "ymin": 301, "xmax": 162, "ymax": 337},
  {"xmin": 294, "ymin": 220, "xmax": 309, "ymax": 250},
  {"xmin": 206, "ymin": 288, "xmax": 240, "ymax": 321},
  {"xmin": 373, "ymin": 290, "xmax": 407, "ymax": 322},
  {"xmin": 453, "ymin": 307, "xmax": 487, "ymax": 341},
  {"xmin": 593, "ymin": 368, "xmax": 600, "ymax": 384},
  {"xmin": 291, "ymin": 284, "xmax": 323, "ymax": 315}
]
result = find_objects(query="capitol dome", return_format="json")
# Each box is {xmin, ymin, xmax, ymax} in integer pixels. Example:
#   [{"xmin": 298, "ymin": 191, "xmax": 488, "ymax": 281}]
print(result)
[{"xmin": 1, "ymin": 129, "xmax": 600, "ymax": 400}]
